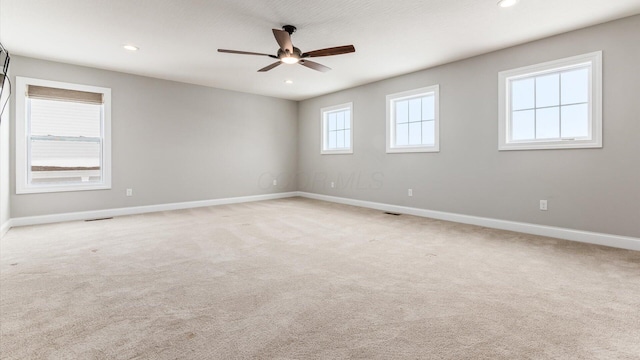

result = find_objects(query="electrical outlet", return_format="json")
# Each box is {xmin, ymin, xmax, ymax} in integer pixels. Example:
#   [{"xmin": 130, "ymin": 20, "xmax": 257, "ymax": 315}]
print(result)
[
  {"xmin": 540, "ymin": 200, "xmax": 548, "ymax": 211},
  {"xmin": 408, "ymin": 189, "xmax": 413, "ymax": 197},
  {"xmin": 126, "ymin": 188, "xmax": 133, "ymax": 197},
  {"xmin": 331, "ymin": 182, "xmax": 335, "ymax": 188},
  {"xmin": 273, "ymin": 179, "xmax": 277, "ymax": 186}
]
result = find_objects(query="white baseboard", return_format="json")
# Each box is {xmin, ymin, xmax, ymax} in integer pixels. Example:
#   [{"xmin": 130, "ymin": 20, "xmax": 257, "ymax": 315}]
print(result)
[
  {"xmin": 5, "ymin": 190, "xmax": 639, "ymax": 251},
  {"xmin": 296, "ymin": 192, "xmax": 640, "ymax": 251},
  {"xmin": 0, "ymin": 219, "xmax": 11, "ymax": 239},
  {"xmin": 9, "ymin": 192, "xmax": 298, "ymax": 228}
]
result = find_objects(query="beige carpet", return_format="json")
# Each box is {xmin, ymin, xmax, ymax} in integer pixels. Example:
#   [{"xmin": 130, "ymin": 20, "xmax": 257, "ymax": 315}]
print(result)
[{"xmin": 1, "ymin": 197, "xmax": 639, "ymax": 359}]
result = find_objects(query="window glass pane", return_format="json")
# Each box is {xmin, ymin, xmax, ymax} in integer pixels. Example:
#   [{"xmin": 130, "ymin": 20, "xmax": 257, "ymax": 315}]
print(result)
[
  {"xmin": 536, "ymin": 73, "xmax": 559, "ymax": 108},
  {"xmin": 561, "ymin": 68, "xmax": 589, "ymax": 105},
  {"xmin": 421, "ymin": 94, "xmax": 434, "ymax": 120},
  {"xmin": 328, "ymin": 130, "xmax": 337, "ymax": 148},
  {"xmin": 561, "ymin": 103, "xmax": 589, "ymax": 138},
  {"xmin": 344, "ymin": 110, "xmax": 351, "ymax": 129},
  {"xmin": 336, "ymin": 111, "xmax": 345, "ymax": 129},
  {"xmin": 408, "ymin": 98, "xmax": 421, "ymax": 122},
  {"xmin": 388, "ymin": 87, "xmax": 439, "ymax": 151},
  {"xmin": 511, "ymin": 78, "xmax": 534, "ymax": 111},
  {"xmin": 396, "ymin": 123, "xmax": 409, "ymax": 146},
  {"xmin": 511, "ymin": 110, "xmax": 535, "ymax": 140},
  {"xmin": 328, "ymin": 113, "xmax": 337, "ymax": 131},
  {"xmin": 30, "ymin": 99, "xmax": 101, "ymax": 137},
  {"xmin": 323, "ymin": 106, "xmax": 352, "ymax": 151},
  {"xmin": 30, "ymin": 139, "xmax": 101, "ymax": 184},
  {"xmin": 536, "ymin": 107, "xmax": 560, "ymax": 139},
  {"xmin": 336, "ymin": 130, "xmax": 345, "ymax": 148},
  {"xmin": 395, "ymin": 100, "xmax": 409, "ymax": 124},
  {"xmin": 409, "ymin": 122, "xmax": 421, "ymax": 145},
  {"xmin": 422, "ymin": 120, "xmax": 435, "ymax": 146}
]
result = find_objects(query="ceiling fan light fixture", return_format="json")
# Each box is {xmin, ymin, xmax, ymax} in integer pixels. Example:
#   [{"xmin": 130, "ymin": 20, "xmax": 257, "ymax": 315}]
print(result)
[
  {"xmin": 281, "ymin": 56, "xmax": 299, "ymax": 64},
  {"xmin": 497, "ymin": 0, "xmax": 519, "ymax": 8}
]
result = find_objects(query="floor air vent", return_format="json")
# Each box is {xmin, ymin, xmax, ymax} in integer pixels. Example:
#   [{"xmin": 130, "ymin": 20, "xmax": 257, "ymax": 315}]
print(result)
[{"xmin": 85, "ymin": 217, "xmax": 113, "ymax": 222}]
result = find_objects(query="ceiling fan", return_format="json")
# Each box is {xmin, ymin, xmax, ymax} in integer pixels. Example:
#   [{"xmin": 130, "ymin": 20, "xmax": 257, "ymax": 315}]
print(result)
[{"xmin": 218, "ymin": 25, "xmax": 355, "ymax": 73}]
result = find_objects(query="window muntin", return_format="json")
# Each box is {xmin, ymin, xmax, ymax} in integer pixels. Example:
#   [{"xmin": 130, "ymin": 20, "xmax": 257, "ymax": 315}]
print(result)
[
  {"xmin": 386, "ymin": 85, "xmax": 439, "ymax": 153},
  {"xmin": 321, "ymin": 103, "xmax": 353, "ymax": 154},
  {"xmin": 510, "ymin": 67, "xmax": 589, "ymax": 141},
  {"xmin": 498, "ymin": 52, "xmax": 602, "ymax": 150},
  {"xmin": 16, "ymin": 77, "xmax": 111, "ymax": 194}
]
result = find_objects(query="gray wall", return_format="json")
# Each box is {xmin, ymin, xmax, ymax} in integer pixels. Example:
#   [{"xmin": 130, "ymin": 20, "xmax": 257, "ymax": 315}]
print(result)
[
  {"xmin": 8, "ymin": 56, "xmax": 298, "ymax": 218},
  {"xmin": 3, "ymin": 16, "xmax": 639, "ymax": 239},
  {"xmin": 0, "ymin": 73, "xmax": 9, "ymax": 231},
  {"xmin": 298, "ymin": 15, "xmax": 640, "ymax": 238}
]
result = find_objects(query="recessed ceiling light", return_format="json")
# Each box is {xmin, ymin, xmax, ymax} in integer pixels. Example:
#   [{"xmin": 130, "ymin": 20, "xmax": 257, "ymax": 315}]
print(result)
[
  {"xmin": 497, "ymin": 0, "xmax": 519, "ymax": 7},
  {"xmin": 284, "ymin": 80, "xmax": 293, "ymax": 84},
  {"xmin": 123, "ymin": 45, "xmax": 139, "ymax": 51}
]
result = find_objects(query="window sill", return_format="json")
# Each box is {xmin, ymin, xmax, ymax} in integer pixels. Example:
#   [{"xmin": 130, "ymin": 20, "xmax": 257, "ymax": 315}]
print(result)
[
  {"xmin": 386, "ymin": 146, "xmax": 439, "ymax": 154},
  {"xmin": 321, "ymin": 149, "xmax": 353, "ymax": 155},
  {"xmin": 498, "ymin": 139, "xmax": 602, "ymax": 151},
  {"xmin": 16, "ymin": 183, "xmax": 112, "ymax": 195}
]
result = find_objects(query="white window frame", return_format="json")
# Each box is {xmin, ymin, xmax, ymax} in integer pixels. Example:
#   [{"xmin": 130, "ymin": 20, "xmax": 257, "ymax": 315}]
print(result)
[
  {"xmin": 15, "ymin": 77, "xmax": 112, "ymax": 194},
  {"xmin": 321, "ymin": 102, "xmax": 353, "ymax": 155},
  {"xmin": 386, "ymin": 85, "xmax": 440, "ymax": 153},
  {"xmin": 498, "ymin": 51, "xmax": 602, "ymax": 151}
]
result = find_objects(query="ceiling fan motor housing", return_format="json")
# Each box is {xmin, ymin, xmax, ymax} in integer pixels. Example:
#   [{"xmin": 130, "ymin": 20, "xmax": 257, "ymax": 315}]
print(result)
[
  {"xmin": 278, "ymin": 47, "xmax": 302, "ymax": 58},
  {"xmin": 282, "ymin": 25, "xmax": 297, "ymax": 35}
]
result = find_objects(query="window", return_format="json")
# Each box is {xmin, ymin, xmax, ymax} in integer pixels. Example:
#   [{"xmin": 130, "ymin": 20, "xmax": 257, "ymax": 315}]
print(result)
[
  {"xmin": 498, "ymin": 51, "xmax": 602, "ymax": 150},
  {"xmin": 386, "ymin": 85, "xmax": 439, "ymax": 153},
  {"xmin": 16, "ymin": 77, "xmax": 111, "ymax": 194},
  {"xmin": 321, "ymin": 102, "xmax": 352, "ymax": 154}
]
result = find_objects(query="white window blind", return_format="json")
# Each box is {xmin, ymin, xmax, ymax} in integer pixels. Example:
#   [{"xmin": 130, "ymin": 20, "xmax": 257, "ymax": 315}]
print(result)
[{"xmin": 28, "ymin": 98, "xmax": 103, "ymax": 184}]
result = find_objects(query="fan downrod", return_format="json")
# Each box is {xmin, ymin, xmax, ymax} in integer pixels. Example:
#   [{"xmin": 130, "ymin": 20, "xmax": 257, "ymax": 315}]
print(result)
[{"xmin": 282, "ymin": 25, "xmax": 297, "ymax": 35}]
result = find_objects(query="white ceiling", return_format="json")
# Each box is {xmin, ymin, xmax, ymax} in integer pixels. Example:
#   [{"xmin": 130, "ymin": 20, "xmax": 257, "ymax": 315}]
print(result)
[{"xmin": 1, "ymin": 0, "xmax": 639, "ymax": 101}]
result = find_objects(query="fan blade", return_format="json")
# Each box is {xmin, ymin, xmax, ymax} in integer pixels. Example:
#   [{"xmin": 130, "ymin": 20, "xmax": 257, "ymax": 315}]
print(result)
[
  {"xmin": 218, "ymin": 49, "xmax": 276, "ymax": 58},
  {"xmin": 302, "ymin": 45, "xmax": 355, "ymax": 58},
  {"xmin": 258, "ymin": 61, "xmax": 282, "ymax": 72},
  {"xmin": 300, "ymin": 60, "xmax": 331, "ymax": 72},
  {"xmin": 272, "ymin": 29, "xmax": 293, "ymax": 53}
]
